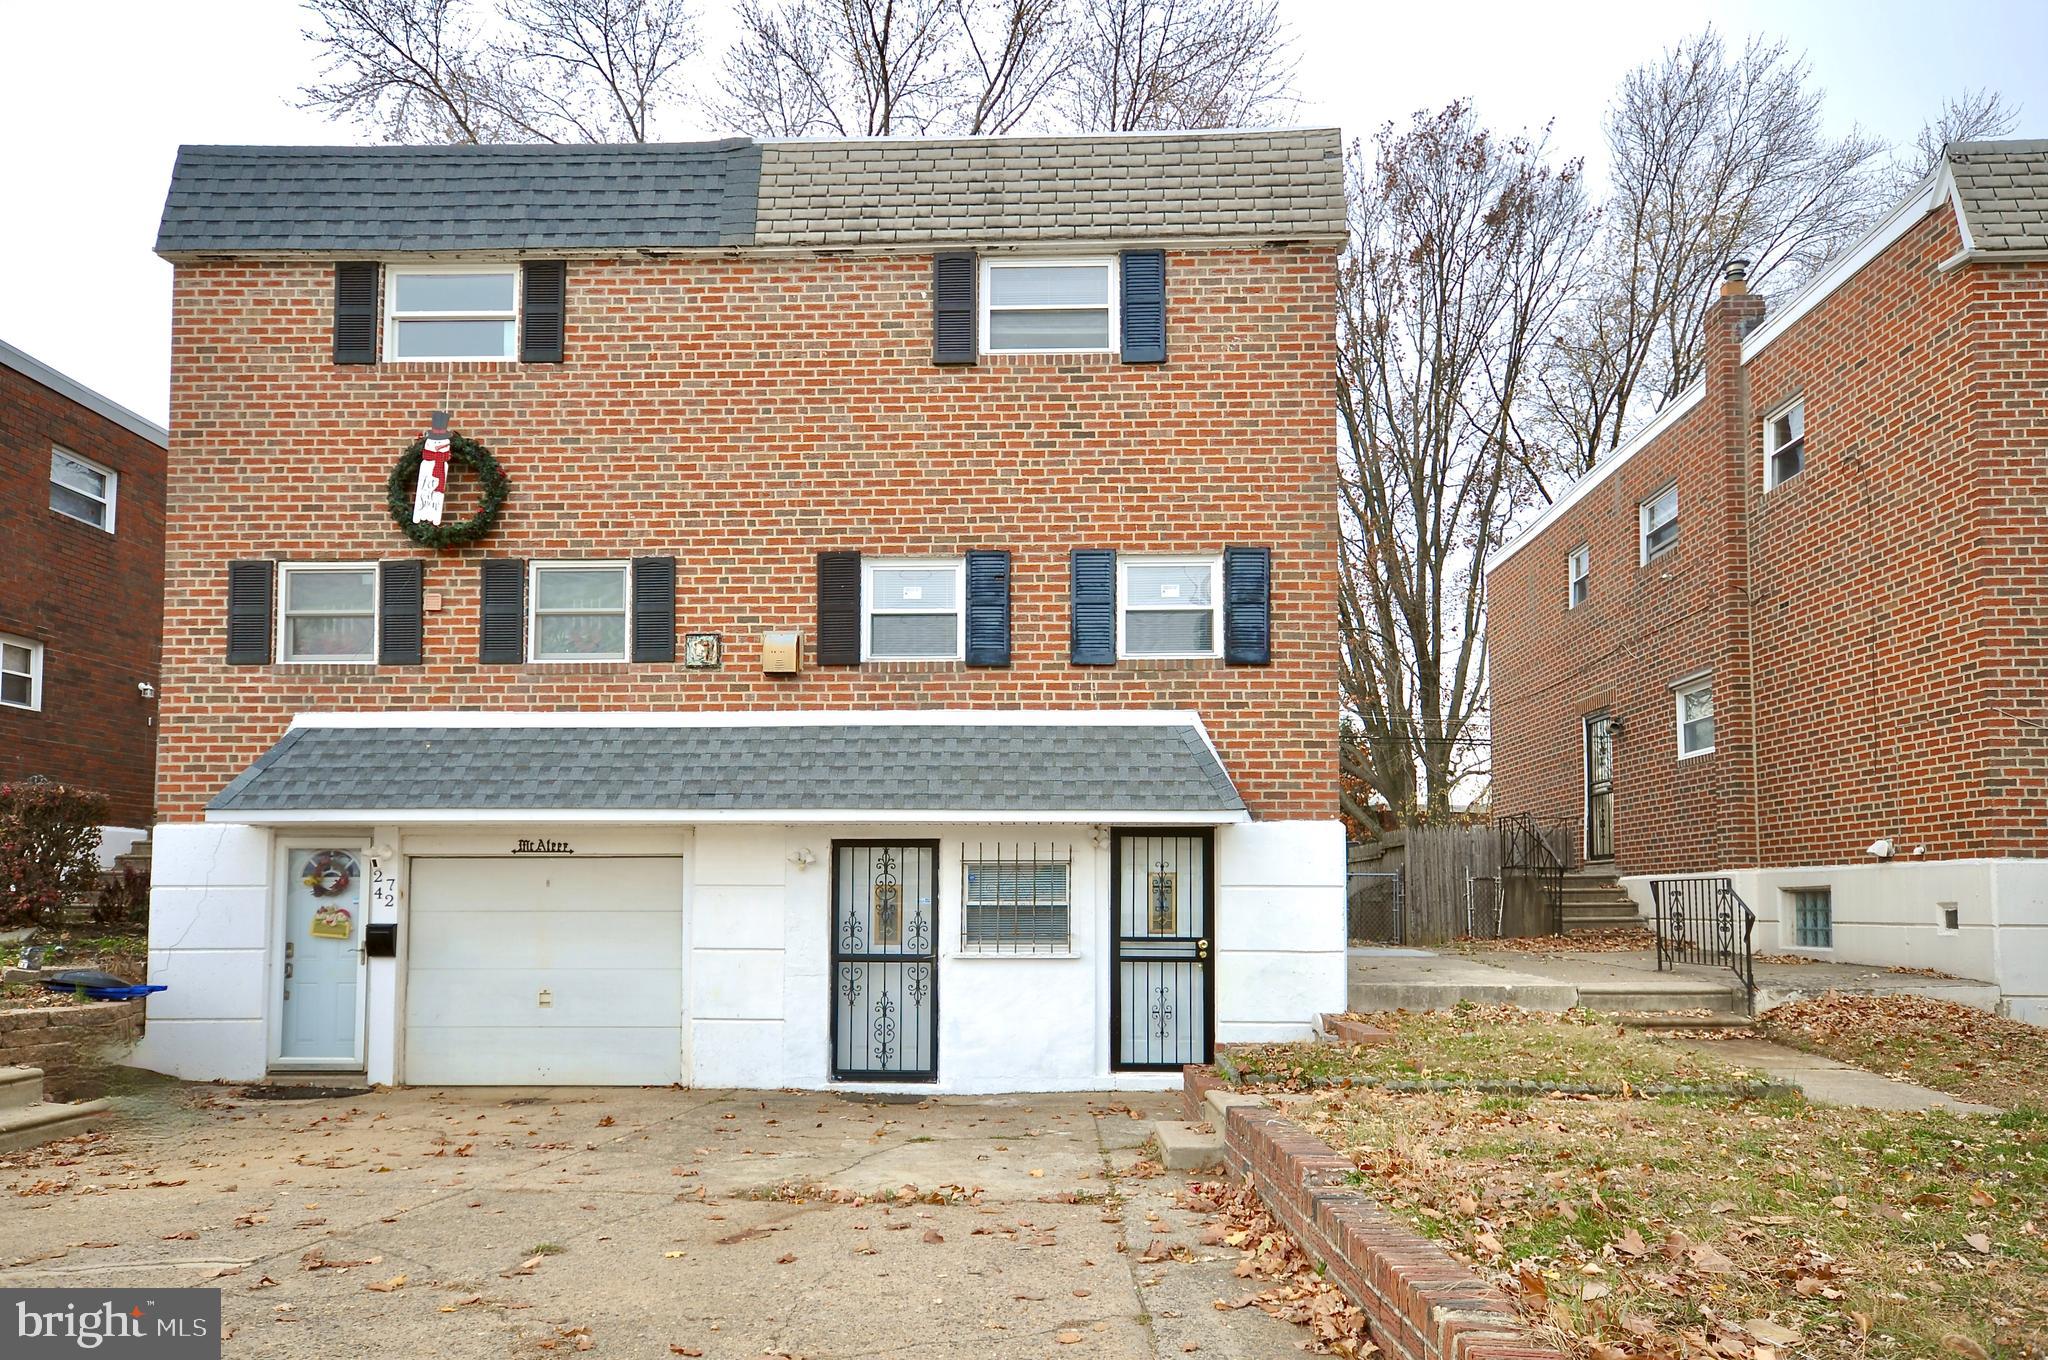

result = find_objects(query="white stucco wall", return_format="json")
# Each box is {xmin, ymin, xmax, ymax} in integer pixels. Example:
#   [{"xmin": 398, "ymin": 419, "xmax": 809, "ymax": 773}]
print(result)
[
  {"xmin": 128, "ymin": 822, "xmax": 274, "ymax": 1080},
  {"xmin": 1213, "ymin": 820, "xmax": 1348, "ymax": 1043}
]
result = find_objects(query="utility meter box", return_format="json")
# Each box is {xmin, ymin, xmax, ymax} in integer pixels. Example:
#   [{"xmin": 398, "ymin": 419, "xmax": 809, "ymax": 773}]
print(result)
[{"xmin": 761, "ymin": 630, "xmax": 801, "ymax": 675}]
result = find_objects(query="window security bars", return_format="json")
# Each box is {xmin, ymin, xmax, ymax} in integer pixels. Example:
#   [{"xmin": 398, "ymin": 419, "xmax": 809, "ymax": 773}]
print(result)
[
  {"xmin": 961, "ymin": 844, "xmax": 1073, "ymax": 954},
  {"xmin": 1649, "ymin": 876, "xmax": 1757, "ymax": 1015}
]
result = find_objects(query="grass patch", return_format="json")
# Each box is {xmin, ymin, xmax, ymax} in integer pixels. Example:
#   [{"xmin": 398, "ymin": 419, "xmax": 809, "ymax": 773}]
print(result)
[
  {"xmin": 1226, "ymin": 1005, "xmax": 1755, "ymax": 1091},
  {"xmin": 1294, "ymin": 1025, "xmax": 2046, "ymax": 1358},
  {"xmin": 527, "ymin": 1243, "xmax": 566, "ymax": 1256},
  {"xmin": 1758, "ymin": 992, "xmax": 2047, "ymax": 1111}
]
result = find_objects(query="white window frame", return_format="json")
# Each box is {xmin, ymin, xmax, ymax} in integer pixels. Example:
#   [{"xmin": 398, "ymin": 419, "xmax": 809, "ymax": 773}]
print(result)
[
  {"xmin": 50, "ymin": 446, "xmax": 118, "ymax": 533},
  {"xmin": 1674, "ymin": 674, "xmax": 1715, "ymax": 759},
  {"xmin": 0, "ymin": 634, "xmax": 44, "ymax": 712},
  {"xmin": 1639, "ymin": 482, "xmax": 1679, "ymax": 564},
  {"xmin": 1118, "ymin": 554, "xmax": 1224, "ymax": 661},
  {"xmin": 959, "ymin": 855, "xmax": 1074, "ymax": 956},
  {"xmin": 1764, "ymin": 397, "xmax": 1806, "ymax": 490},
  {"xmin": 862, "ymin": 558, "xmax": 966, "ymax": 663},
  {"xmin": 1567, "ymin": 544, "xmax": 1590, "ymax": 609},
  {"xmin": 383, "ymin": 262, "xmax": 521, "ymax": 363},
  {"xmin": 980, "ymin": 256, "xmax": 1120, "ymax": 356},
  {"xmin": 276, "ymin": 563, "xmax": 379, "ymax": 665},
  {"xmin": 528, "ymin": 560, "xmax": 631, "ymax": 663}
]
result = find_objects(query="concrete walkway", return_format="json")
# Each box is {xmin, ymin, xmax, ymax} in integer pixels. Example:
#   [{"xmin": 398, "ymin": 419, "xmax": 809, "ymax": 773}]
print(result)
[
  {"xmin": 0, "ymin": 1082, "xmax": 1310, "ymax": 1359},
  {"xmin": 1676, "ymin": 1038, "xmax": 2002, "ymax": 1115}
]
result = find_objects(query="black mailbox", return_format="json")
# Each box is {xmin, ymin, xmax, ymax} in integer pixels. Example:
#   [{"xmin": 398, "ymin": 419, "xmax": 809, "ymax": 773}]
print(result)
[{"xmin": 364, "ymin": 923, "xmax": 398, "ymax": 958}]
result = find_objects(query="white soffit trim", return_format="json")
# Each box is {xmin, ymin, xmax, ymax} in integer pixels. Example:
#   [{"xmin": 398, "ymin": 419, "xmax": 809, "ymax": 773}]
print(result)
[
  {"xmin": 287, "ymin": 708, "xmax": 1214, "ymax": 730},
  {"xmin": 207, "ymin": 807, "xmax": 1252, "ymax": 826},
  {"xmin": 1490, "ymin": 382, "xmax": 1705, "ymax": 569},
  {"xmin": 0, "ymin": 337, "xmax": 169, "ymax": 447}
]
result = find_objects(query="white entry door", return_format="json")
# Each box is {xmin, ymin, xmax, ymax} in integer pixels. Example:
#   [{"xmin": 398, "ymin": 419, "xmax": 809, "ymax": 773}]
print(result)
[
  {"xmin": 278, "ymin": 847, "xmax": 367, "ymax": 1067},
  {"xmin": 405, "ymin": 856, "xmax": 686, "ymax": 1085}
]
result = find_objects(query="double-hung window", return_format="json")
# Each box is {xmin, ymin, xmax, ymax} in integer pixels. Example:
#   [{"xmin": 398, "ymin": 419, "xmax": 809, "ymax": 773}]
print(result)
[
  {"xmin": 1, "ymin": 635, "xmax": 42, "ymax": 711},
  {"xmin": 1765, "ymin": 399, "xmax": 1805, "ymax": 489},
  {"xmin": 1567, "ymin": 545, "xmax": 1590, "ymax": 608},
  {"xmin": 1789, "ymin": 887, "xmax": 1833, "ymax": 949},
  {"xmin": 530, "ymin": 562, "xmax": 630, "ymax": 662},
  {"xmin": 962, "ymin": 852, "xmax": 1072, "ymax": 954},
  {"xmin": 982, "ymin": 258, "xmax": 1117, "ymax": 354},
  {"xmin": 863, "ymin": 560, "xmax": 964, "ymax": 661},
  {"xmin": 279, "ymin": 564, "xmax": 377, "ymax": 663},
  {"xmin": 1675, "ymin": 676, "xmax": 1715, "ymax": 758},
  {"xmin": 1639, "ymin": 482, "xmax": 1679, "ymax": 562},
  {"xmin": 1120, "ymin": 556, "xmax": 1222, "ymax": 659},
  {"xmin": 385, "ymin": 266, "xmax": 519, "ymax": 361},
  {"xmin": 50, "ymin": 448, "xmax": 117, "ymax": 532}
]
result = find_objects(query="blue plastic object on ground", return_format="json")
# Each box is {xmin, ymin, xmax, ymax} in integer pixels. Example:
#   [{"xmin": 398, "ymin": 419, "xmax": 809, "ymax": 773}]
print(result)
[{"xmin": 37, "ymin": 969, "xmax": 166, "ymax": 1001}]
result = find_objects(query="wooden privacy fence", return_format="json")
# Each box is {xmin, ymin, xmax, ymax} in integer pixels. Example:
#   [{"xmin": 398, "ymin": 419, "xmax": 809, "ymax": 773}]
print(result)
[{"xmin": 1349, "ymin": 820, "xmax": 1575, "ymax": 945}]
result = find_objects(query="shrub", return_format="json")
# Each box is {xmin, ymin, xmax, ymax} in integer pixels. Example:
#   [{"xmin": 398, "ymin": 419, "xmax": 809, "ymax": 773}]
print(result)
[
  {"xmin": 0, "ymin": 781, "xmax": 110, "ymax": 930},
  {"xmin": 93, "ymin": 863, "xmax": 151, "ymax": 927}
]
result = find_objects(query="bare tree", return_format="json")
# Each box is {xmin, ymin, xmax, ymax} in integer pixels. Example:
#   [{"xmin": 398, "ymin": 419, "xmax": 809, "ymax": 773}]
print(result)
[
  {"xmin": 1060, "ymin": 0, "xmax": 1295, "ymax": 132},
  {"xmin": 952, "ymin": 0, "xmax": 1069, "ymax": 134},
  {"xmin": 717, "ymin": 0, "xmax": 957, "ymax": 135},
  {"xmin": 1531, "ymin": 29, "xmax": 1890, "ymax": 479},
  {"xmin": 1895, "ymin": 87, "xmax": 2021, "ymax": 187},
  {"xmin": 301, "ymin": 0, "xmax": 512, "ymax": 142},
  {"xmin": 1337, "ymin": 106, "xmax": 1594, "ymax": 821},
  {"xmin": 502, "ymin": 0, "xmax": 702, "ymax": 140}
]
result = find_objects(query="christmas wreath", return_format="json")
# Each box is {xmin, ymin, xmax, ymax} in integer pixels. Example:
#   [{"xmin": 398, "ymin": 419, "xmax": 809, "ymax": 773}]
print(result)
[
  {"xmin": 301, "ymin": 850, "xmax": 358, "ymax": 898},
  {"xmin": 385, "ymin": 430, "xmax": 510, "ymax": 548}
]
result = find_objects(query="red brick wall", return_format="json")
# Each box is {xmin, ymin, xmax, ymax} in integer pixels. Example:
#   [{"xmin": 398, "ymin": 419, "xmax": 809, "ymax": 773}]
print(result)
[
  {"xmin": 0, "ymin": 362, "xmax": 165, "ymax": 827},
  {"xmin": 157, "ymin": 247, "xmax": 1339, "ymax": 821},
  {"xmin": 1491, "ymin": 206, "xmax": 2048, "ymax": 872}
]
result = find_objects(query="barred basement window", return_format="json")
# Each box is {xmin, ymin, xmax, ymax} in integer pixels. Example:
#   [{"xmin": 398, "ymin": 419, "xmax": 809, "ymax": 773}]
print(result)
[
  {"xmin": 961, "ymin": 845, "xmax": 1073, "ymax": 954},
  {"xmin": 1790, "ymin": 887, "xmax": 1833, "ymax": 949}
]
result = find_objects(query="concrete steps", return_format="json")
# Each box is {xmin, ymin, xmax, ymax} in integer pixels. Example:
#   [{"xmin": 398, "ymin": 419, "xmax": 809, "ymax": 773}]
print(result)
[
  {"xmin": 0, "ymin": 1066, "xmax": 113, "ymax": 1154},
  {"xmin": 1152, "ymin": 1087, "xmax": 1267, "ymax": 1171},
  {"xmin": 1557, "ymin": 870, "xmax": 1645, "ymax": 934}
]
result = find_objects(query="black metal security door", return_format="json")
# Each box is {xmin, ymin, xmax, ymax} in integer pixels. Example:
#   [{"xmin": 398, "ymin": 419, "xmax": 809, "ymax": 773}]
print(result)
[
  {"xmin": 831, "ymin": 842, "xmax": 939, "ymax": 1081},
  {"xmin": 1585, "ymin": 714, "xmax": 1615, "ymax": 861},
  {"xmin": 1111, "ymin": 830, "xmax": 1214, "ymax": 1070}
]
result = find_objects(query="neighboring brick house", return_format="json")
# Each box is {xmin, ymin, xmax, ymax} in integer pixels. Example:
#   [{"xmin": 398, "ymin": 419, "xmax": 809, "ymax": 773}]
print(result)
[
  {"xmin": 1489, "ymin": 139, "xmax": 2048, "ymax": 1022},
  {"xmin": 0, "ymin": 338, "xmax": 167, "ymax": 848},
  {"xmin": 134, "ymin": 131, "xmax": 1349, "ymax": 1090}
]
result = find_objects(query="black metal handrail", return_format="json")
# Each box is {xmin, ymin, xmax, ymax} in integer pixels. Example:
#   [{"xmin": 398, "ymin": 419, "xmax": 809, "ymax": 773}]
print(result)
[
  {"xmin": 1496, "ymin": 812, "xmax": 1565, "ymax": 935},
  {"xmin": 1648, "ymin": 876, "xmax": 1757, "ymax": 1014}
]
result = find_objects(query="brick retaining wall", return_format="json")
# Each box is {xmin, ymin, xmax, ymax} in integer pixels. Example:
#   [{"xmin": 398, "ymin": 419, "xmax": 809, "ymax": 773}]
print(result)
[
  {"xmin": 0, "ymin": 1000, "xmax": 145, "ymax": 1100},
  {"xmin": 1213, "ymin": 1083, "xmax": 1565, "ymax": 1360}
]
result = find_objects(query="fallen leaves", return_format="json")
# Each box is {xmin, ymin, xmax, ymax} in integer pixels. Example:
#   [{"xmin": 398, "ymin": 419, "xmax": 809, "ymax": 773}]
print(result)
[
  {"xmin": 1186, "ymin": 1180, "xmax": 1371, "ymax": 1356},
  {"xmin": 364, "ymin": 1274, "xmax": 407, "ymax": 1293}
]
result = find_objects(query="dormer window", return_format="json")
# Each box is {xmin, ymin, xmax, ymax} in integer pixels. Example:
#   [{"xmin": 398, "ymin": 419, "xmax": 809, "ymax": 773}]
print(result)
[
  {"xmin": 385, "ymin": 266, "xmax": 520, "ymax": 361},
  {"xmin": 1765, "ymin": 399, "xmax": 1805, "ymax": 489}
]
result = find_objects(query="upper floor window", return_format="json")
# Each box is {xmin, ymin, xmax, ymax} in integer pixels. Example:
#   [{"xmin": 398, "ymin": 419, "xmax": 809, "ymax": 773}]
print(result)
[
  {"xmin": 982, "ymin": 258, "xmax": 1117, "ymax": 355},
  {"xmin": 279, "ymin": 564, "xmax": 377, "ymax": 664},
  {"xmin": 530, "ymin": 562, "xmax": 629, "ymax": 662},
  {"xmin": 863, "ymin": 559, "xmax": 964, "ymax": 661},
  {"xmin": 386, "ymin": 266, "xmax": 519, "ymax": 361},
  {"xmin": 1567, "ymin": 545, "xmax": 1590, "ymax": 608},
  {"xmin": 1765, "ymin": 399, "xmax": 1805, "ymax": 489},
  {"xmin": 50, "ymin": 448, "xmax": 117, "ymax": 532},
  {"xmin": 1675, "ymin": 675, "xmax": 1715, "ymax": 758},
  {"xmin": 1120, "ymin": 556, "xmax": 1222, "ymax": 659},
  {"xmin": 1639, "ymin": 482, "xmax": 1678, "ymax": 563},
  {"xmin": 1, "ymin": 635, "xmax": 42, "ymax": 711}
]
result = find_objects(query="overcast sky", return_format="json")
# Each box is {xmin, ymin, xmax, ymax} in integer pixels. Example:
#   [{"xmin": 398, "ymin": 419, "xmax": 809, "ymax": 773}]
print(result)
[{"xmin": 2, "ymin": 0, "xmax": 2042, "ymax": 427}]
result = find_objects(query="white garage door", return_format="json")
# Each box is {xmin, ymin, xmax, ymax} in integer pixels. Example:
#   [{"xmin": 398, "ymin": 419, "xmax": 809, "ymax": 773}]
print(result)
[{"xmin": 406, "ymin": 856, "xmax": 685, "ymax": 1085}]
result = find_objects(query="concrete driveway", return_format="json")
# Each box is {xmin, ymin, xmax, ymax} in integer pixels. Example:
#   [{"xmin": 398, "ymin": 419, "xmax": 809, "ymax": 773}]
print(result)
[{"xmin": 1, "ymin": 1081, "xmax": 1308, "ymax": 1358}]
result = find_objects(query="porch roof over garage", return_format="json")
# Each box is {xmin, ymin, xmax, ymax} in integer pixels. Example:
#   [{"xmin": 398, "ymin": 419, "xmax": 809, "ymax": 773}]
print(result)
[{"xmin": 204, "ymin": 711, "xmax": 1249, "ymax": 824}]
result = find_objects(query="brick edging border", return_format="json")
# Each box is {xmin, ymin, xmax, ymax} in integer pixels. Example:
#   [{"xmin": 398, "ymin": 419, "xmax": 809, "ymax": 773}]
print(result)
[{"xmin": 1188, "ymin": 1066, "xmax": 1565, "ymax": 1360}]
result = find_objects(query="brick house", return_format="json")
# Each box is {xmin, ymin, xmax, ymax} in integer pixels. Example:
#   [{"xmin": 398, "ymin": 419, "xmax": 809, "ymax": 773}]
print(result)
[
  {"xmin": 133, "ymin": 131, "xmax": 1349, "ymax": 1090},
  {"xmin": 1489, "ymin": 139, "xmax": 2048, "ymax": 1022},
  {"xmin": 1, "ymin": 337, "xmax": 168, "ymax": 853}
]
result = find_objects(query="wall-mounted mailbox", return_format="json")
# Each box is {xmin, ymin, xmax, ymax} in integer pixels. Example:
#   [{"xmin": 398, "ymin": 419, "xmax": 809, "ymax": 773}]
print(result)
[
  {"xmin": 364, "ymin": 923, "xmax": 398, "ymax": 958},
  {"xmin": 761, "ymin": 629, "xmax": 801, "ymax": 676}
]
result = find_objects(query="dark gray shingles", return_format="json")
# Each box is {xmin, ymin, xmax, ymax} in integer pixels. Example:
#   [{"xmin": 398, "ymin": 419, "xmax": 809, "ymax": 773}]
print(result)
[
  {"xmin": 1947, "ymin": 140, "xmax": 2048, "ymax": 254},
  {"xmin": 207, "ymin": 724, "xmax": 1245, "ymax": 814},
  {"xmin": 156, "ymin": 140, "xmax": 762, "ymax": 256}
]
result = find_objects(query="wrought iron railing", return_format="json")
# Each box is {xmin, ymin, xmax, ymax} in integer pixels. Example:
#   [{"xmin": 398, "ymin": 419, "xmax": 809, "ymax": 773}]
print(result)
[
  {"xmin": 1496, "ymin": 813, "xmax": 1566, "ymax": 935},
  {"xmin": 1648, "ymin": 876, "xmax": 1757, "ymax": 1014}
]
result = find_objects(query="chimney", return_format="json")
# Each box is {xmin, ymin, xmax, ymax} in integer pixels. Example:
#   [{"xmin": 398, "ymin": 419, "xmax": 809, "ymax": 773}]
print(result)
[{"xmin": 1719, "ymin": 257, "xmax": 1751, "ymax": 297}]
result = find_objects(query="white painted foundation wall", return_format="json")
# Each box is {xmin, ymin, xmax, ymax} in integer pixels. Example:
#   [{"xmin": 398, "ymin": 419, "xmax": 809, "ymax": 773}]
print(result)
[{"xmin": 131, "ymin": 817, "xmax": 1346, "ymax": 1090}]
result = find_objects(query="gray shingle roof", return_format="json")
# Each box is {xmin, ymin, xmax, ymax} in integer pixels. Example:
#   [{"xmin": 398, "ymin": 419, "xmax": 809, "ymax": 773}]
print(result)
[
  {"xmin": 155, "ymin": 141, "xmax": 762, "ymax": 256},
  {"xmin": 1948, "ymin": 139, "xmax": 2048, "ymax": 254},
  {"xmin": 155, "ymin": 130, "xmax": 1344, "ymax": 257},
  {"xmin": 751, "ymin": 129, "xmax": 1346, "ymax": 247},
  {"xmin": 207, "ymin": 723, "xmax": 1245, "ymax": 816}
]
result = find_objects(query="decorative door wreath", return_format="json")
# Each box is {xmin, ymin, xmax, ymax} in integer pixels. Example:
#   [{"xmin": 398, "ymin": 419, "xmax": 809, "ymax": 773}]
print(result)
[
  {"xmin": 300, "ymin": 850, "xmax": 359, "ymax": 898},
  {"xmin": 385, "ymin": 430, "xmax": 510, "ymax": 548}
]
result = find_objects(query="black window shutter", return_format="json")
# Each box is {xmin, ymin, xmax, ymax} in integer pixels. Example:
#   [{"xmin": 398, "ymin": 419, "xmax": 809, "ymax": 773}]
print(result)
[
  {"xmin": 1119, "ymin": 249, "xmax": 1167, "ymax": 363},
  {"xmin": 377, "ymin": 560, "xmax": 424, "ymax": 666},
  {"xmin": 964, "ymin": 549, "xmax": 1012, "ymax": 667},
  {"xmin": 817, "ymin": 551, "xmax": 862, "ymax": 665},
  {"xmin": 225, "ymin": 560, "xmax": 274, "ymax": 665},
  {"xmin": 479, "ymin": 559, "xmax": 527, "ymax": 663},
  {"xmin": 932, "ymin": 251, "xmax": 978, "ymax": 365},
  {"xmin": 1069, "ymin": 549, "xmax": 1117, "ymax": 666},
  {"xmin": 521, "ymin": 260, "xmax": 567, "ymax": 363},
  {"xmin": 333, "ymin": 262, "xmax": 379, "ymax": 365},
  {"xmin": 630, "ymin": 556, "xmax": 677, "ymax": 663},
  {"xmin": 1223, "ymin": 546, "xmax": 1272, "ymax": 665}
]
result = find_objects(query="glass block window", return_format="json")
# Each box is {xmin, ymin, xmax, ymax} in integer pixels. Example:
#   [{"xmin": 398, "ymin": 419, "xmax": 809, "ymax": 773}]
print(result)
[
  {"xmin": 962, "ymin": 847, "xmax": 1072, "ymax": 954},
  {"xmin": 1791, "ymin": 887, "xmax": 1832, "ymax": 949}
]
